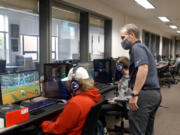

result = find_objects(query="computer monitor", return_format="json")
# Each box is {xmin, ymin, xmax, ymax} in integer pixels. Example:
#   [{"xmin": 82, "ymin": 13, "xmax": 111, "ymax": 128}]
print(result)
[
  {"xmin": 43, "ymin": 63, "xmax": 72, "ymax": 99},
  {"xmin": 78, "ymin": 62, "xmax": 94, "ymax": 79},
  {"xmin": 0, "ymin": 60, "xmax": 6, "ymax": 73},
  {"xmin": 0, "ymin": 70, "xmax": 41, "ymax": 105},
  {"xmin": 44, "ymin": 63, "xmax": 69, "ymax": 82},
  {"xmin": 93, "ymin": 59, "xmax": 116, "ymax": 83}
]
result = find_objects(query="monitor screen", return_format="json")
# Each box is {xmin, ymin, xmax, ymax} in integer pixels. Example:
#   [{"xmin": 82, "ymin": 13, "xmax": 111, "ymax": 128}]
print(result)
[
  {"xmin": 0, "ymin": 70, "xmax": 41, "ymax": 105},
  {"xmin": 43, "ymin": 80, "xmax": 71, "ymax": 100},
  {"xmin": 43, "ymin": 63, "xmax": 72, "ymax": 99},
  {"xmin": 44, "ymin": 63, "xmax": 70, "ymax": 82},
  {"xmin": 0, "ymin": 60, "xmax": 6, "ymax": 73},
  {"xmin": 78, "ymin": 62, "xmax": 94, "ymax": 79},
  {"xmin": 94, "ymin": 59, "xmax": 114, "ymax": 83}
]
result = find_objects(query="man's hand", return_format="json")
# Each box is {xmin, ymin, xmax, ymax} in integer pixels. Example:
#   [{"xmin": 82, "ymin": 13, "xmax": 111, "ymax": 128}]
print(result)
[{"xmin": 129, "ymin": 96, "xmax": 139, "ymax": 111}]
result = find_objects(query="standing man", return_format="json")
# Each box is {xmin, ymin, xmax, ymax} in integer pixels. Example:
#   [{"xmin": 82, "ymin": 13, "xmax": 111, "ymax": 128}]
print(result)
[{"xmin": 120, "ymin": 24, "xmax": 161, "ymax": 135}]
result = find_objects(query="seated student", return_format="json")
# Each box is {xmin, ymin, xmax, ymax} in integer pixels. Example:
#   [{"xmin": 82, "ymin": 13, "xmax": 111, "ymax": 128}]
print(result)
[
  {"xmin": 109, "ymin": 56, "xmax": 131, "ymax": 103},
  {"xmin": 40, "ymin": 67, "xmax": 101, "ymax": 135},
  {"xmin": 100, "ymin": 56, "xmax": 131, "ymax": 133}
]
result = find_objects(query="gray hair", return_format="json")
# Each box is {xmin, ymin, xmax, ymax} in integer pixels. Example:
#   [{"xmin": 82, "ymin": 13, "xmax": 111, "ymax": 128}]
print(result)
[{"xmin": 121, "ymin": 24, "xmax": 140, "ymax": 39}]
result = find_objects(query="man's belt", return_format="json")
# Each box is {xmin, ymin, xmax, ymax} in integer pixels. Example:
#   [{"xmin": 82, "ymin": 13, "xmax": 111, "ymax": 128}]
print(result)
[{"xmin": 142, "ymin": 87, "xmax": 160, "ymax": 91}]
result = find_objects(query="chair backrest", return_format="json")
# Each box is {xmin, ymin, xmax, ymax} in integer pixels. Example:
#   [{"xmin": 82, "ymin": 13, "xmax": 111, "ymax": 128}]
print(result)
[{"xmin": 82, "ymin": 100, "xmax": 107, "ymax": 135}]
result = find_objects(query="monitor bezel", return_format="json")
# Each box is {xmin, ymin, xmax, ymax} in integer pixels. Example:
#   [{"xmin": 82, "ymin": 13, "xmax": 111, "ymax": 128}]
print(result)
[
  {"xmin": 0, "ymin": 70, "xmax": 41, "ymax": 105},
  {"xmin": 43, "ymin": 63, "xmax": 73, "ymax": 99}
]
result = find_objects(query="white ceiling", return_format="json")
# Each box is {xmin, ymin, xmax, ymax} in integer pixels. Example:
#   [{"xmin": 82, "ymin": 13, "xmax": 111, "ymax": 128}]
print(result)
[{"xmin": 99, "ymin": 0, "xmax": 180, "ymax": 37}]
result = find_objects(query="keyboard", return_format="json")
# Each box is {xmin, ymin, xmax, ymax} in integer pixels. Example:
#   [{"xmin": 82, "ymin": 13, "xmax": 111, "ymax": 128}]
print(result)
[{"xmin": 25, "ymin": 99, "xmax": 57, "ymax": 113}]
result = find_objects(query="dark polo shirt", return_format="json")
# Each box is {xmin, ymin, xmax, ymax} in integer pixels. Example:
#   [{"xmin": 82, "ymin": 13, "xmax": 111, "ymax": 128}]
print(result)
[{"xmin": 129, "ymin": 40, "xmax": 160, "ymax": 90}]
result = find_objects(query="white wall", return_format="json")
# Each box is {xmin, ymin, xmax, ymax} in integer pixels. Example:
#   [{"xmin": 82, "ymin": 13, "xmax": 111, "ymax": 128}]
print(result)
[{"xmin": 64, "ymin": 0, "xmax": 172, "ymax": 58}]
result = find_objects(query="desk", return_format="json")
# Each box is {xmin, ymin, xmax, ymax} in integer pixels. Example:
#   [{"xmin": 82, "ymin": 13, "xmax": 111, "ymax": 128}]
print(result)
[
  {"xmin": 0, "ymin": 85, "xmax": 117, "ymax": 135},
  {"xmin": 99, "ymin": 85, "xmax": 118, "ymax": 95},
  {"xmin": 99, "ymin": 85, "xmax": 118, "ymax": 100},
  {"xmin": 0, "ymin": 103, "xmax": 64, "ymax": 135}
]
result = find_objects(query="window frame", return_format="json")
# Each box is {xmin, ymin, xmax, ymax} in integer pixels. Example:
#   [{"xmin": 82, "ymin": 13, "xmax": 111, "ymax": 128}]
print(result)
[
  {"xmin": 52, "ymin": 36, "xmax": 58, "ymax": 61},
  {"xmin": 0, "ymin": 31, "xmax": 8, "ymax": 61}
]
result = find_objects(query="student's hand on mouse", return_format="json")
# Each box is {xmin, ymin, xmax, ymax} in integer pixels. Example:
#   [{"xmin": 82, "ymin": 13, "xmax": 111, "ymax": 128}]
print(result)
[{"xmin": 128, "ymin": 96, "xmax": 139, "ymax": 111}]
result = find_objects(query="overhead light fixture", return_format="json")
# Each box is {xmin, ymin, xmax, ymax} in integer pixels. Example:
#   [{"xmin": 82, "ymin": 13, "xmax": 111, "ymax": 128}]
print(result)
[
  {"xmin": 169, "ymin": 25, "xmax": 177, "ymax": 29},
  {"xmin": 134, "ymin": 0, "xmax": 155, "ymax": 9},
  {"xmin": 177, "ymin": 31, "xmax": 180, "ymax": 33},
  {"xmin": 158, "ymin": 16, "xmax": 170, "ymax": 22}
]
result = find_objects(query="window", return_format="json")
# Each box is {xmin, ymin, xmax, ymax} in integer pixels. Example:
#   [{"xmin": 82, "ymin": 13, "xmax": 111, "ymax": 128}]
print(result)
[
  {"xmin": 0, "ymin": 15, "xmax": 8, "ymax": 62},
  {"xmin": 162, "ymin": 37, "xmax": 171, "ymax": 58},
  {"xmin": 0, "ymin": 1, "xmax": 39, "ymax": 71},
  {"xmin": 0, "ymin": 15, "xmax": 8, "ymax": 32},
  {"xmin": 142, "ymin": 30, "xmax": 160, "ymax": 57},
  {"xmin": 0, "ymin": 33, "xmax": 5, "ymax": 59},
  {"xmin": 23, "ymin": 35, "xmax": 39, "ymax": 61},
  {"xmin": 155, "ymin": 36, "xmax": 160, "ymax": 56},
  {"xmin": 89, "ymin": 15, "xmax": 104, "ymax": 61},
  {"xmin": 176, "ymin": 40, "xmax": 180, "ymax": 55},
  {"xmin": 52, "ymin": 4, "xmax": 80, "ymax": 61}
]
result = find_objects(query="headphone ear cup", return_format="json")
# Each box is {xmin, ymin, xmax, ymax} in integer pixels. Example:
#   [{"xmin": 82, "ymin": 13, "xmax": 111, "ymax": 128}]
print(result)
[
  {"xmin": 116, "ymin": 64, "xmax": 123, "ymax": 72},
  {"xmin": 71, "ymin": 80, "xmax": 80, "ymax": 91}
]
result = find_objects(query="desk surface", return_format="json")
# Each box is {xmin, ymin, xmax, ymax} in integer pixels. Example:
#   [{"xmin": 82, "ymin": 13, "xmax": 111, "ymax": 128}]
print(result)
[
  {"xmin": 0, "ymin": 103, "xmax": 64, "ymax": 134},
  {"xmin": 99, "ymin": 85, "xmax": 118, "ymax": 94},
  {"xmin": 0, "ymin": 85, "xmax": 117, "ymax": 134}
]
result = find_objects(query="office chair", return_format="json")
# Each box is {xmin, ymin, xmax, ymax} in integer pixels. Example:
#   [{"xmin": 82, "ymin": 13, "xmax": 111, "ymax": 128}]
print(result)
[
  {"xmin": 105, "ymin": 101, "xmax": 130, "ymax": 135},
  {"xmin": 158, "ymin": 59, "xmax": 177, "ymax": 88},
  {"xmin": 82, "ymin": 100, "xmax": 107, "ymax": 135}
]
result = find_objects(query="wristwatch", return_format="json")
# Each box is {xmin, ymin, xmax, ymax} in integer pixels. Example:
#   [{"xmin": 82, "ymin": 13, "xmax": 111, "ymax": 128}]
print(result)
[{"xmin": 131, "ymin": 92, "xmax": 139, "ymax": 97}]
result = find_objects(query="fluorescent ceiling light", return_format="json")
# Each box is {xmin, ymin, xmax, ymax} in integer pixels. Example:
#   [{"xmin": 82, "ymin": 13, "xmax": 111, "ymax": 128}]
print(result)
[
  {"xmin": 177, "ymin": 31, "xmax": 180, "ymax": 33},
  {"xmin": 134, "ymin": 0, "xmax": 155, "ymax": 9},
  {"xmin": 169, "ymin": 25, "xmax": 177, "ymax": 29},
  {"xmin": 158, "ymin": 16, "xmax": 170, "ymax": 22}
]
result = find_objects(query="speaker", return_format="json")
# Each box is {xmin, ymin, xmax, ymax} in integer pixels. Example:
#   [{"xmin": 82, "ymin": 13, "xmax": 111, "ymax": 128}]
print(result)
[
  {"xmin": 11, "ymin": 39, "xmax": 19, "ymax": 52},
  {"xmin": 10, "ymin": 24, "xmax": 19, "ymax": 38}
]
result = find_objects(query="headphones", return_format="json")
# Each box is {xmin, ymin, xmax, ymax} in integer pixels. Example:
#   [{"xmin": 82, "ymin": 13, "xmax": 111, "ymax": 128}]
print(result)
[
  {"xmin": 116, "ymin": 63, "xmax": 124, "ymax": 72},
  {"xmin": 71, "ymin": 66, "xmax": 80, "ymax": 92}
]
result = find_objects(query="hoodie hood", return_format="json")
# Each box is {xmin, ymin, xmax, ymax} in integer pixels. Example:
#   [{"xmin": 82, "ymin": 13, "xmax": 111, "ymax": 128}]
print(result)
[{"xmin": 78, "ymin": 88, "xmax": 101, "ymax": 103}]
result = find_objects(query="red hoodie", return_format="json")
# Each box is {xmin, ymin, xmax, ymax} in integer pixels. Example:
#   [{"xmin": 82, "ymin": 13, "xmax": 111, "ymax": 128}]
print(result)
[{"xmin": 41, "ymin": 88, "xmax": 101, "ymax": 135}]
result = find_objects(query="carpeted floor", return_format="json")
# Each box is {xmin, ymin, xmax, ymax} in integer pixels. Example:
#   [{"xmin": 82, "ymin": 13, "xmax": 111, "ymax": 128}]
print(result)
[
  {"xmin": 107, "ymin": 80, "xmax": 180, "ymax": 135},
  {"xmin": 155, "ymin": 82, "xmax": 180, "ymax": 135}
]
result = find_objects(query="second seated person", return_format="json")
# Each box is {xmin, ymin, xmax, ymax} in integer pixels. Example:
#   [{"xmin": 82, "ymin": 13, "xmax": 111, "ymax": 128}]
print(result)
[
  {"xmin": 109, "ymin": 56, "xmax": 131, "ymax": 103},
  {"xmin": 40, "ymin": 66, "xmax": 101, "ymax": 135},
  {"xmin": 100, "ymin": 56, "xmax": 131, "ymax": 133}
]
